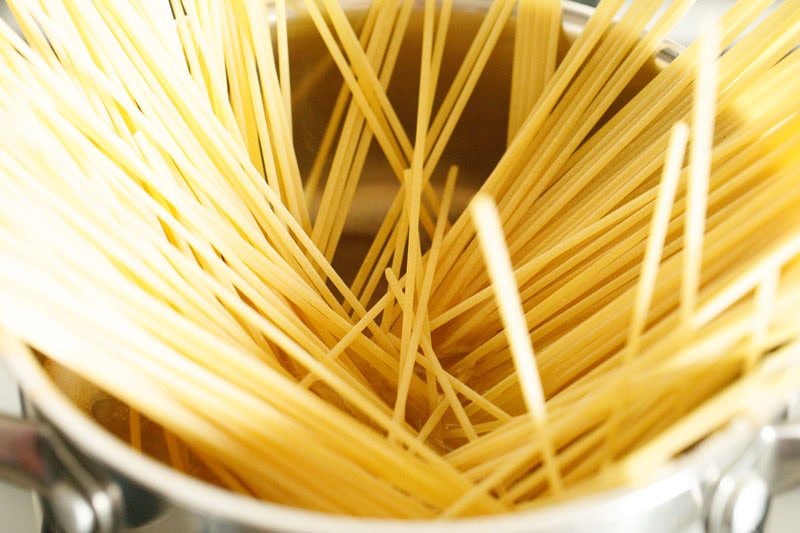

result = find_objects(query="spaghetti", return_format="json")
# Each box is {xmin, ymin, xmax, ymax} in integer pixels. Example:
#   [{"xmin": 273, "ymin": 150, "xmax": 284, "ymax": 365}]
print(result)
[{"xmin": 1, "ymin": 0, "xmax": 800, "ymax": 518}]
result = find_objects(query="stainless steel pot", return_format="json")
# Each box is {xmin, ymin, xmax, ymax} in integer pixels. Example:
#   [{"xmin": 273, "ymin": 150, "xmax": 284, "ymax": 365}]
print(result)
[
  {"xmin": 2, "ymin": 2, "xmax": 800, "ymax": 532},
  {"xmin": 4, "ymin": 337, "xmax": 800, "ymax": 533}
]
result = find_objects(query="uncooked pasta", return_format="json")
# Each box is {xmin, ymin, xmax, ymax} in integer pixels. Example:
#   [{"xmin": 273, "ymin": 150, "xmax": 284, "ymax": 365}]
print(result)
[{"xmin": 1, "ymin": 0, "xmax": 800, "ymax": 518}]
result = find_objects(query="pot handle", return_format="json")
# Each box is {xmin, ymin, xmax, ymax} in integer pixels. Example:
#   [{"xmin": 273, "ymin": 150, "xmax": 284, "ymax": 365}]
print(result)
[
  {"xmin": 0, "ymin": 413, "xmax": 118, "ymax": 533},
  {"xmin": 707, "ymin": 405, "xmax": 800, "ymax": 533}
]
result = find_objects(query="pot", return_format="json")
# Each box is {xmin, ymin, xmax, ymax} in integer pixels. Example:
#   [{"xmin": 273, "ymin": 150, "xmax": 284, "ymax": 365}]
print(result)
[
  {"xmin": 1, "ymin": 2, "xmax": 799, "ymax": 532},
  {"xmin": 4, "ymin": 337, "xmax": 800, "ymax": 532}
]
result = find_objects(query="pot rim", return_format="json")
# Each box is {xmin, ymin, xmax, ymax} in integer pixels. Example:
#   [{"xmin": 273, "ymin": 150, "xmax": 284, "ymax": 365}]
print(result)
[
  {"xmin": 8, "ymin": 335, "xmax": 776, "ymax": 532},
  {"xmin": 0, "ymin": 338, "xmax": 675, "ymax": 531}
]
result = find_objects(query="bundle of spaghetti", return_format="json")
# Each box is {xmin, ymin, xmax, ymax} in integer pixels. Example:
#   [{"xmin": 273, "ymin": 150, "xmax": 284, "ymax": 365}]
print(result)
[
  {"xmin": 0, "ymin": 0, "xmax": 490, "ymax": 515},
  {"xmin": 429, "ymin": 0, "xmax": 800, "ymax": 396},
  {"xmin": 1, "ymin": 0, "xmax": 800, "ymax": 519}
]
